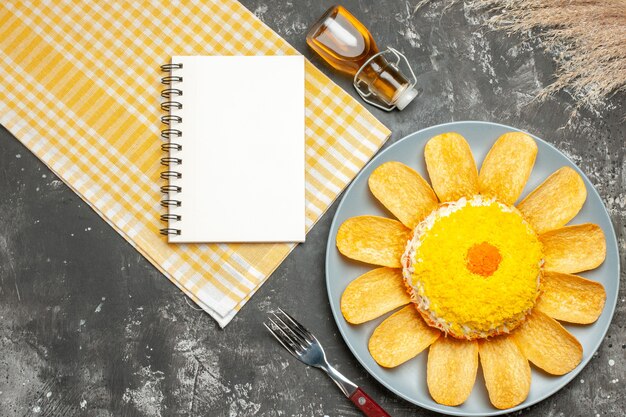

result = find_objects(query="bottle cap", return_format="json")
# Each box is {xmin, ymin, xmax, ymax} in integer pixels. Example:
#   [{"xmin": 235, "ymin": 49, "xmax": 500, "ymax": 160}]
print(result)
[{"xmin": 395, "ymin": 86, "xmax": 418, "ymax": 111}]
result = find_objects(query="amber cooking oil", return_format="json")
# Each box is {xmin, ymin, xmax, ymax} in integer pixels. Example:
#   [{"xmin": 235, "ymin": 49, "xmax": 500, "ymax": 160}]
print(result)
[{"xmin": 306, "ymin": 5, "xmax": 418, "ymax": 111}]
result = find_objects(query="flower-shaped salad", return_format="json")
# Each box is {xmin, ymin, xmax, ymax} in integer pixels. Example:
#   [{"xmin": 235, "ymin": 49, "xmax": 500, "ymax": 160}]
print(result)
[{"xmin": 337, "ymin": 132, "xmax": 606, "ymax": 409}]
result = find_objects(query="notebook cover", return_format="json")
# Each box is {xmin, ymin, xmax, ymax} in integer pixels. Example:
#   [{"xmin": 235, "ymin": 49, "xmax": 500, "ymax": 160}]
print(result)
[{"xmin": 166, "ymin": 56, "xmax": 305, "ymax": 243}]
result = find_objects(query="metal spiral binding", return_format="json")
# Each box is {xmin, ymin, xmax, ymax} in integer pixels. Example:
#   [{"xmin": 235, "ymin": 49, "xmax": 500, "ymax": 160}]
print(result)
[{"xmin": 160, "ymin": 63, "xmax": 183, "ymax": 236}]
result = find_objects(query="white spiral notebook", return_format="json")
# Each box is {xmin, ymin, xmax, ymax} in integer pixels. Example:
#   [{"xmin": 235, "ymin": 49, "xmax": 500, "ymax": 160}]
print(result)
[{"xmin": 160, "ymin": 56, "xmax": 305, "ymax": 243}]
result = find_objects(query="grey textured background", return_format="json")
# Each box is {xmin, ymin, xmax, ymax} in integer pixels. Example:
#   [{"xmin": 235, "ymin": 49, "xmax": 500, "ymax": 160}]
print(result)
[{"xmin": 0, "ymin": 1, "xmax": 624, "ymax": 416}]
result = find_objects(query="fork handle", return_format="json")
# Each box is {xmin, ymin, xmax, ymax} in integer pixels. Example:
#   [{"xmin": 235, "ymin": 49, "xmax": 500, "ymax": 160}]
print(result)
[{"xmin": 349, "ymin": 387, "xmax": 392, "ymax": 417}]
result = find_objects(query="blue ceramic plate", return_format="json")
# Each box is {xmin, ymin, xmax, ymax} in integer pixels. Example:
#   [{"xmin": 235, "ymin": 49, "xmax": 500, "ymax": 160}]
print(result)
[{"xmin": 325, "ymin": 121, "xmax": 619, "ymax": 416}]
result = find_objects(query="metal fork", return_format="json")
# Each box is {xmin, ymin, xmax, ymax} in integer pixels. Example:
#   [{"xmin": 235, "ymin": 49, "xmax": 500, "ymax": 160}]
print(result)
[{"xmin": 265, "ymin": 308, "xmax": 391, "ymax": 417}]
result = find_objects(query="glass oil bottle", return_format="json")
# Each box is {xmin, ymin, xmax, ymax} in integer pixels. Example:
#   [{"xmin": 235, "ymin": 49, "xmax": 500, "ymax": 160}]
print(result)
[{"xmin": 306, "ymin": 5, "xmax": 418, "ymax": 111}]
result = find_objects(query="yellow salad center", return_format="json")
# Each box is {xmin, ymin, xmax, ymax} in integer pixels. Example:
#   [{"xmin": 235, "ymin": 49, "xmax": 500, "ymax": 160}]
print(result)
[{"xmin": 402, "ymin": 196, "xmax": 543, "ymax": 339}]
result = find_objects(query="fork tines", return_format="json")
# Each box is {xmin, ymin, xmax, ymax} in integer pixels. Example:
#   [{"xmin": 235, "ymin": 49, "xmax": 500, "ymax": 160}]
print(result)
[{"xmin": 264, "ymin": 308, "xmax": 315, "ymax": 357}]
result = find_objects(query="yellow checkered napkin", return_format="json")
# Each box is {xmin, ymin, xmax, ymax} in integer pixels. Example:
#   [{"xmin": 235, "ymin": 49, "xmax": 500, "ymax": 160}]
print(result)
[{"xmin": 0, "ymin": 0, "xmax": 390, "ymax": 326}]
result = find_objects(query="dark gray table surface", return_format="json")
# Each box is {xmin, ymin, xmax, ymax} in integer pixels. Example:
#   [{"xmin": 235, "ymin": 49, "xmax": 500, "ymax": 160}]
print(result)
[{"xmin": 0, "ymin": 1, "xmax": 624, "ymax": 416}]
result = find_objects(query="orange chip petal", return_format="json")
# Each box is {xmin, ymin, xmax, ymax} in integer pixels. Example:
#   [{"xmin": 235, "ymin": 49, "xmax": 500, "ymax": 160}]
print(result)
[
  {"xmin": 427, "ymin": 338, "xmax": 478, "ymax": 406},
  {"xmin": 368, "ymin": 161, "xmax": 439, "ymax": 229},
  {"xmin": 536, "ymin": 271, "xmax": 606, "ymax": 324},
  {"xmin": 341, "ymin": 267, "xmax": 411, "ymax": 324},
  {"xmin": 369, "ymin": 305, "xmax": 440, "ymax": 368},
  {"xmin": 336, "ymin": 216, "xmax": 411, "ymax": 268},
  {"xmin": 478, "ymin": 132, "xmax": 538, "ymax": 205},
  {"xmin": 540, "ymin": 223, "xmax": 606, "ymax": 274},
  {"xmin": 517, "ymin": 167, "xmax": 587, "ymax": 234},
  {"xmin": 511, "ymin": 310, "xmax": 583, "ymax": 375},
  {"xmin": 479, "ymin": 336, "xmax": 530, "ymax": 410},
  {"xmin": 424, "ymin": 132, "xmax": 479, "ymax": 202}
]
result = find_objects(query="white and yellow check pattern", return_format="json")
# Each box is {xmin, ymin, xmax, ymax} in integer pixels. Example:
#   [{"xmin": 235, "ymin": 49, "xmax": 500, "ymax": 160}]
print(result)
[{"xmin": 0, "ymin": 0, "xmax": 390, "ymax": 326}]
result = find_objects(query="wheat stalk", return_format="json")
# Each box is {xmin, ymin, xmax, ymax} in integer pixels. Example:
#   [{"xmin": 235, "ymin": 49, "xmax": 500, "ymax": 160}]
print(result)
[{"xmin": 465, "ymin": 0, "xmax": 626, "ymax": 108}]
